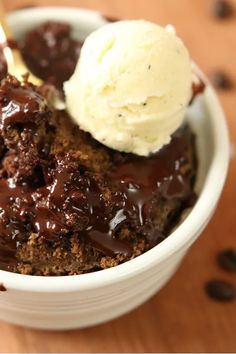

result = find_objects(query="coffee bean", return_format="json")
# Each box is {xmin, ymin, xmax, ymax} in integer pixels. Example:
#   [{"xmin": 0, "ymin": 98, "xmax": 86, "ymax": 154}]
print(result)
[
  {"xmin": 205, "ymin": 280, "xmax": 235, "ymax": 301},
  {"xmin": 210, "ymin": 71, "xmax": 232, "ymax": 90},
  {"xmin": 211, "ymin": 0, "xmax": 233, "ymax": 19},
  {"xmin": 218, "ymin": 249, "xmax": 236, "ymax": 271}
]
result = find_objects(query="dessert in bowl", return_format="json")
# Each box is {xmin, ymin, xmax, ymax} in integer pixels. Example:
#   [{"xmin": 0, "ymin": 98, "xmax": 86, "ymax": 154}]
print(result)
[{"xmin": 0, "ymin": 7, "xmax": 229, "ymax": 329}]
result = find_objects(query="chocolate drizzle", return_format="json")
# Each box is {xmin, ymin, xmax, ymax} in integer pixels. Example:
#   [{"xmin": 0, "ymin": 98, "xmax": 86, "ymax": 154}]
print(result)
[
  {"xmin": 108, "ymin": 130, "xmax": 194, "ymax": 245},
  {"xmin": 1, "ymin": 87, "xmax": 47, "ymax": 129}
]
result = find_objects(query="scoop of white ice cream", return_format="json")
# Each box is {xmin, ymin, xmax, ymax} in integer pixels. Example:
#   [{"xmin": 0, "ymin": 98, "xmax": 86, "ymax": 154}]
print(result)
[{"xmin": 64, "ymin": 20, "xmax": 192, "ymax": 156}]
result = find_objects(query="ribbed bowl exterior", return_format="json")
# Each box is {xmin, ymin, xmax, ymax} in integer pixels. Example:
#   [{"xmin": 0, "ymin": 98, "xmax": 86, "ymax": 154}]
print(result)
[
  {"xmin": 0, "ymin": 245, "xmax": 188, "ymax": 329},
  {"xmin": 0, "ymin": 214, "xmax": 214, "ymax": 329}
]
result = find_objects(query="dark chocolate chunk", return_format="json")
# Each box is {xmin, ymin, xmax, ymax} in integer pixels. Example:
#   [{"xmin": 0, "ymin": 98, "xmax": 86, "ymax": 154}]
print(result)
[
  {"xmin": 210, "ymin": 71, "xmax": 232, "ymax": 90},
  {"xmin": 0, "ymin": 283, "xmax": 6, "ymax": 291},
  {"xmin": 218, "ymin": 249, "xmax": 236, "ymax": 271},
  {"xmin": 210, "ymin": 0, "xmax": 233, "ymax": 18},
  {"xmin": 205, "ymin": 280, "xmax": 235, "ymax": 301}
]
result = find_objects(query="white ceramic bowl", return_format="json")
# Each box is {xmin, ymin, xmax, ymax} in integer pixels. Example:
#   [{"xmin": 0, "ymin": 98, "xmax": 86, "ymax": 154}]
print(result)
[{"xmin": 0, "ymin": 7, "xmax": 229, "ymax": 330}]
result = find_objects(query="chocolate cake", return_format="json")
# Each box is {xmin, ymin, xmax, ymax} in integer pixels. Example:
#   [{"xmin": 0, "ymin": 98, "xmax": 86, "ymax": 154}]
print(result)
[
  {"xmin": 0, "ymin": 22, "xmax": 198, "ymax": 275},
  {"xmin": 20, "ymin": 21, "xmax": 82, "ymax": 89}
]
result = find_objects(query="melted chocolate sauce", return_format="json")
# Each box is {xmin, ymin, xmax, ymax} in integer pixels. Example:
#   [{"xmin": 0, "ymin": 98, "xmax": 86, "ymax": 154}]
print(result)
[
  {"xmin": 1, "ymin": 87, "xmax": 47, "ymax": 129},
  {"xmin": 109, "ymin": 130, "xmax": 193, "ymax": 243}
]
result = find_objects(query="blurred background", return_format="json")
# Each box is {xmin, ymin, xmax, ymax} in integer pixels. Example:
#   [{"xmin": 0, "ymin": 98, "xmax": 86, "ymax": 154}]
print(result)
[{"xmin": 1, "ymin": 0, "xmax": 236, "ymax": 352}]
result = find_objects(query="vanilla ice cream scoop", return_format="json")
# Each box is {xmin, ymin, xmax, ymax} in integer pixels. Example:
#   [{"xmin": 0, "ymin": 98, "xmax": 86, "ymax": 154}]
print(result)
[{"xmin": 64, "ymin": 20, "xmax": 192, "ymax": 156}]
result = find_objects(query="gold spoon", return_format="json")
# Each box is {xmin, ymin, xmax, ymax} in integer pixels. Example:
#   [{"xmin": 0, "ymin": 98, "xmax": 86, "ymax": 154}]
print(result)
[{"xmin": 0, "ymin": 0, "xmax": 42, "ymax": 85}]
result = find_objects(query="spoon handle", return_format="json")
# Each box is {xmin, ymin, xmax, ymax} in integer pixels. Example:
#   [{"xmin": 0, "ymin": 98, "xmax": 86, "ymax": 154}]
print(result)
[
  {"xmin": 0, "ymin": 0, "xmax": 12, "ymax": 39},
  {"xmin": 0, "ymin": 0, "xmax": 42, "ymax": 85}
]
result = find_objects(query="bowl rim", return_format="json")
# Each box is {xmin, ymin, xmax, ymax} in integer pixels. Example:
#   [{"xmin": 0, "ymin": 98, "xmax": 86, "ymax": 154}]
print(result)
[{"xmin": 0, "ymin": 6, "xmax": 230, "ymax": 292}]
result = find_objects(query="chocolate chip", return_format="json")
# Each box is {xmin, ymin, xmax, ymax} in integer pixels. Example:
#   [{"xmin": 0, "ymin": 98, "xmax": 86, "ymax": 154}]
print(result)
[
  {"xmin": 205, "ymin": 280, "xmax": 235, "ymax": 301},
  {"xmin": 218, "ymin": 249, "xmax": 236, "ymax": 271},
  {"xmin": 211, "ymin": 0, "xmax": 233, "ymax": 18},
  {"xmin": 0, "ymin": 283, "xmax": 6, "ymax": 291},
  {"xmin": 210, "ymin": 71, "xmax": 232, "ymax": 90}
]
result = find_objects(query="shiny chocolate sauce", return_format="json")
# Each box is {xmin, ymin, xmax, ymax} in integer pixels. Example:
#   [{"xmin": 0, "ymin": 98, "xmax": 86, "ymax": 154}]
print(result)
[
  {"xmin": 1, "ymin": 87, "xmax": 47, "ymax": 129},
  {"xmin": 85, "ymin": 134, "xmax": 194, "ymax": 257}
]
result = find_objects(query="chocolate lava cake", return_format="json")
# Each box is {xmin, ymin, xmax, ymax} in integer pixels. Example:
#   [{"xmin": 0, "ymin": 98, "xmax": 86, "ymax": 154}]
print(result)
[{"xmin": 0, "ymin": 22, "xmax": 198, "ymax": 275}]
